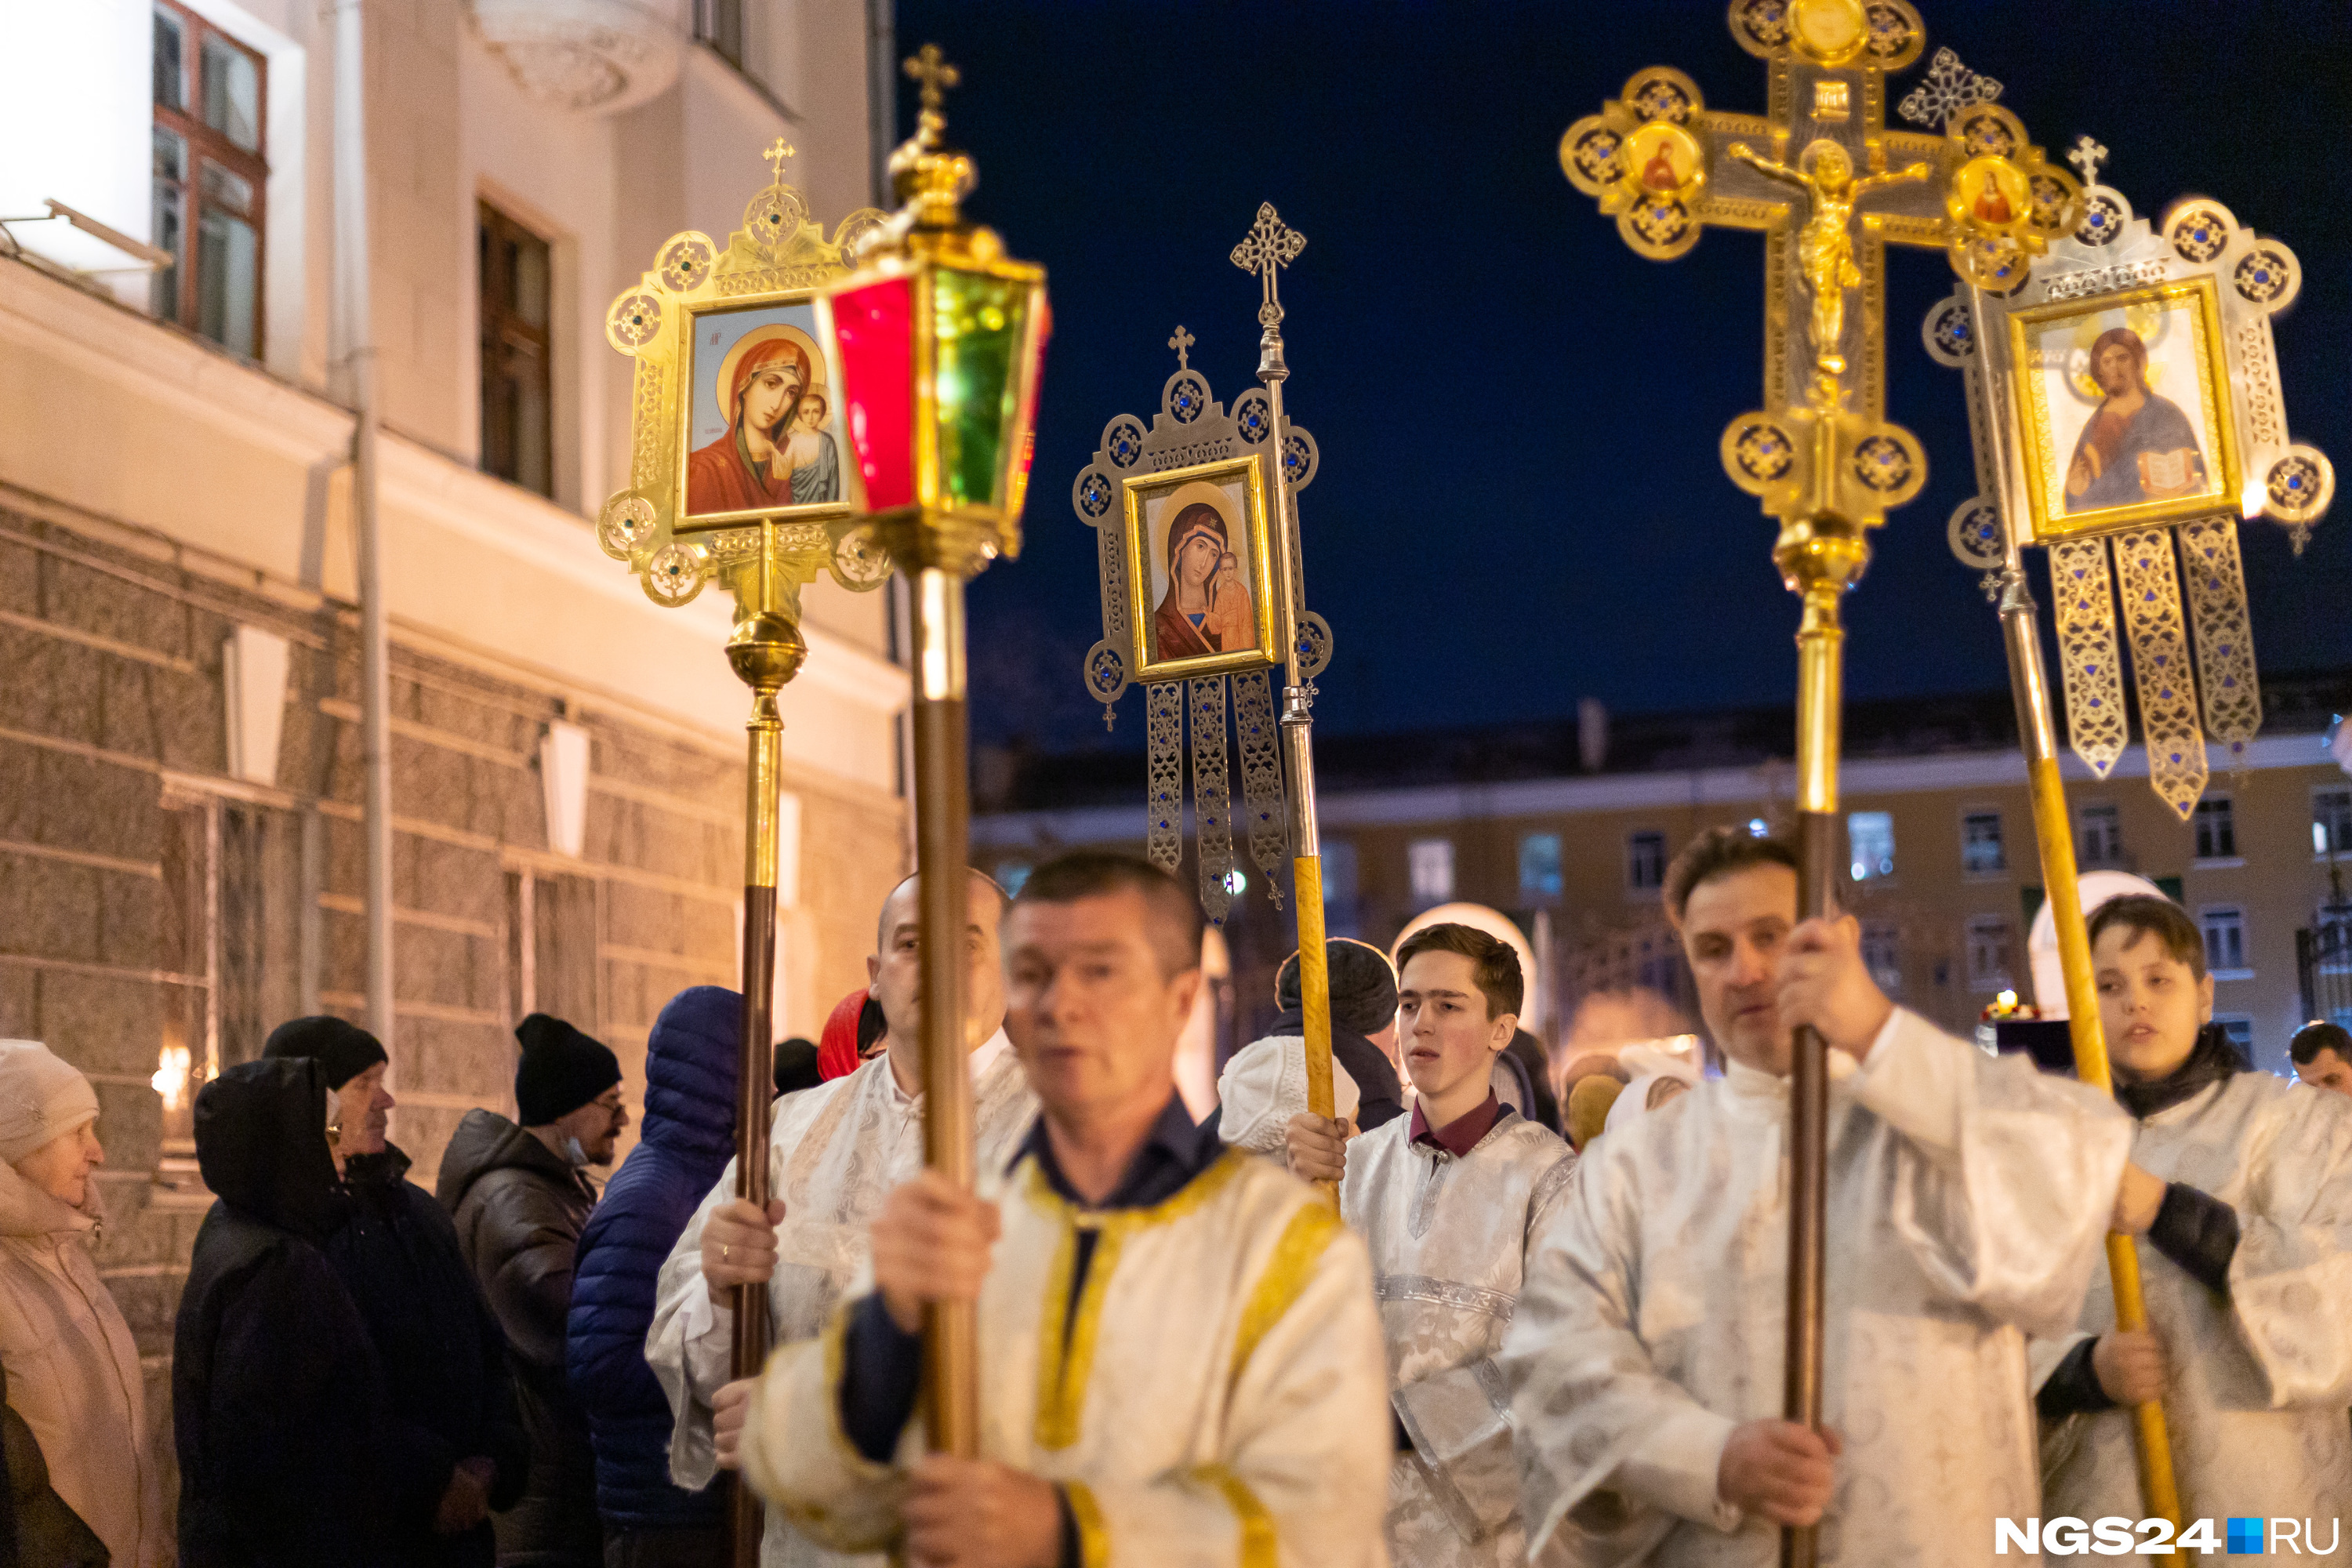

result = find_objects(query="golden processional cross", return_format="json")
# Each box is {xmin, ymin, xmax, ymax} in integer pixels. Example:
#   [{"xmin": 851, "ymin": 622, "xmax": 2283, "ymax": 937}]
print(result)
[{"xmin": 1559, "ymin": 8, "xmax": 2174, "ymax": 1566}]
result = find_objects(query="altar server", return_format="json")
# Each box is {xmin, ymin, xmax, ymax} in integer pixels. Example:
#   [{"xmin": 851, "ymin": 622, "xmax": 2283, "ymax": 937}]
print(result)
[
  {"xmin": 2032, "ymin": 895, "xmax": 2352, "ymax": 1559},
  {"xmin": 1504, "ymin": 826, "xmax": 2133, "ymax": 1566},
  {"xmin": 735, "ymin": 851, "xmax": 1391, "ymax": 1568},
  {"xmin": 1285, "ymin": 922, "xmax": 1575, "ymax": 1567},
  {"xmin": 647, "ymin": 869, "xmax": 1037, "ymax": 1568}
]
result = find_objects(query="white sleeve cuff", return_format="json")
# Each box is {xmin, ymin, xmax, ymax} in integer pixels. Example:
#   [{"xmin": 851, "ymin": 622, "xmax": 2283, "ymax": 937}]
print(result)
[
  {"xmin": 1846, "ymin": 1007, "xmax": 1966, "ymax": 1154},
  {"xmin": 1613, "ymin": 1403, "xmax": 1743, "ymax": 1531}
]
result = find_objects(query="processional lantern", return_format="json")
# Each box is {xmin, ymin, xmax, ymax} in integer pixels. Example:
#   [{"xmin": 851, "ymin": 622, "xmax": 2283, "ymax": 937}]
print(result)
[
  {"xmin": 819, "ymin": 43, "xmax": 1050, "ymax": 1460},
  {"xmin": 592, "ymin": 136, "xmax": 891, "ymax": 1563},
  {"xmin": 1559, "ymin": 5, "xmax": 2187, "ymax": 1561},
  {"xmin": 1069, "ymin": 205, "xmax": 1348, "ymax": 1171}
]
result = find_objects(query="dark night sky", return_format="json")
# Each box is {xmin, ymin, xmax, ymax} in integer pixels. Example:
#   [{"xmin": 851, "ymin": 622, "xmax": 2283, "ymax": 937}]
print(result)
[{"xmin": 891, "ymin": 0, "xmax": 2352, "ymax": 754}]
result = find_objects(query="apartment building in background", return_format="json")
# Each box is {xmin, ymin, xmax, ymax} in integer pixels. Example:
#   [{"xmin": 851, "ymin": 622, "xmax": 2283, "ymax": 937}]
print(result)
[
  {"xmin": 975, "ymin": 678, "xmax": 2352, "ymax": 1080},
  {"xmin": 0, "ymin": 0, "xmax": 902, "ymax": 1483}
]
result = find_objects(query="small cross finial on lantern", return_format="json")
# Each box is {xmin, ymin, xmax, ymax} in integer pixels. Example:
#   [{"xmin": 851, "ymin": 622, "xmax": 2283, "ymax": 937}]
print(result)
[
  {"xmin": 904, "ymin": 44, "xmax": 960, "ymax": 113},
  {"xmin": 1168, "ymin": 325, "xmax": 1194, "ymax": 370},
  {"xmin": 762, "ymin": 137, "xmax": 797, "ymax": 186},
  {"xmin": 2068, "ymin": 135, "xmax": 2109, "ymax": 186}
]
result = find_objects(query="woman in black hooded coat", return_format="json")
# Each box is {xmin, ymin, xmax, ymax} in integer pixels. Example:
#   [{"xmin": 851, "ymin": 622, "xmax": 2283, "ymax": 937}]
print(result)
[{"xmin": 172, "ymin": 1057, "xmax": 401, "ymax": 1566}]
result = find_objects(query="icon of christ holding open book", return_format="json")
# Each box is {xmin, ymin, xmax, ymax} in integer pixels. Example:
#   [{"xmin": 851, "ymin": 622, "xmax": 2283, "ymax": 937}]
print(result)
[{"xmin": 2063, "ymin": 326, "xmax": 2207, "ymax": 510}]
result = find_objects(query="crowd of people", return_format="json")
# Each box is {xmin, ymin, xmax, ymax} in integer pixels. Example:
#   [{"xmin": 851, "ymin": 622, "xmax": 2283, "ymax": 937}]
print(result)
[{"xmin": 2, "ymin": 828, "xmax": 2350, "ymax": 1566}]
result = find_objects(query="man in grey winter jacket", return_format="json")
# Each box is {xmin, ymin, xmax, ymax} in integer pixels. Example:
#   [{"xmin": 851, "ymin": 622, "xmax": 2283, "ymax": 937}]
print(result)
[{"xmin": 439, "ymin": 1014, "xmax": 627, "ymax": 1568}]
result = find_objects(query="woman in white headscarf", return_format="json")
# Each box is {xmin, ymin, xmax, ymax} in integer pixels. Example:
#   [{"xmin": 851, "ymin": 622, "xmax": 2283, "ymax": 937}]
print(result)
[
  {"xmin": 0, "ymin": 1038, "xmax": 165, "ymax": 1566},
  {"xmin": 1602, "ymin": 1044, "xmax": 1704, "ymax": 1141}
]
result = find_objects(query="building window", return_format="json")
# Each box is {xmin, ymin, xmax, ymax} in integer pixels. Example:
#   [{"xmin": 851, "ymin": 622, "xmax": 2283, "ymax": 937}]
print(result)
[
  {"xmin": 1961, "ymin": 811, "xmax": 2006, "ymax": 876},
  {"xmin": 1847, "ymin": 811, "xmax": 1895, "ymax": 883},
  {"xmin": 1965, "ymin": 914, "xmax": 2013, "ymax": 992},
  {"xmin": 1321, "ymin": 839, "xmax": 1361, "ymax": 938},
  {"xmin": 2201, "ymin": 906, "xmax": 2249, "ymax": 976},
  {"xmin": 1519, "ymin": 833, "xmax": 1563, "ymax": 905},
  {"xmin": 480, "ymin": 203, "xmax": 554, "ymax": 496},
  {"xmin": 2192, "ymin": 797, "xmax": 2237, "ymax": 862},
  {"xmin": 152, "ymin": 1, "xmax": 267, "ymax": 358},
  {"xmin": 693, "ymin": 0, "xmax": 745, "ymax": 67},
  {"xmin": 2213, "ymin": 1014, "xmax": 2255, "ymax": 1058},
  {"xmin": 1407, "ymin": 839, "xmax": 1454, "ymax": 909},
  {"xmin": 1626, "ymin": 830, "xmax": 1666, "ymax": 893},
  {"xmin": 1861, "ymin": 920, "xmax": 1902, "ymax": 993},
  {"xmin": 2078, "ymin": 802, "xmax": 2125, "ymax": 869},
  {"xmin": 2316, "ymin": 789, "xmax": 2352, "ymax": 857}
]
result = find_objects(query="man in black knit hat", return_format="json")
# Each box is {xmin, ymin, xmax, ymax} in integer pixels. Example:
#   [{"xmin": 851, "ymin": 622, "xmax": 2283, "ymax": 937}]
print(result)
[
  {"xmin": 438, "ymin": 1014, "xmax": 626, "ymax": 1568},
  {"xmin": 262, "ymin": 1015, "xmax": 528, "ymax": 1566}
]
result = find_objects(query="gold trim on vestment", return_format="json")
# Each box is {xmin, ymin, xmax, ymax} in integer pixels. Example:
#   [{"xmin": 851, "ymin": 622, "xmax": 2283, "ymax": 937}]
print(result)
[
  {"xmin": 1023, "ymin": 1148, "xmax": 1251, "ymax": 1451},
  {"xmin": 1193, "ymin": 1463, "xmax": 1278, "ymax": 1568},
  {"xmin": 1226, "ymin": 1196, "xmax": 1343, "ymax": 1392},
  {"xmin": 1062, "ymin": 1479, "xmax": 1111, "ymax": 1567}
]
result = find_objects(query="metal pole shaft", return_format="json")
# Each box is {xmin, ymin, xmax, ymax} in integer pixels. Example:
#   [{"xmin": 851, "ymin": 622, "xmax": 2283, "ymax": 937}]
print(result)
[
  {"xmin": 1261, "ymin": 344, "xmax": 1336, "ymax": 1151},
  {"xmin": 911, "ymin": 566, "xmax": 979, "ymax": 1457},
  {"xmin": 729, "ymin": 699, "xmax": 782, "ymax": 1563},
  {"xmin": 1998, "ymin": 567, "xmax": 2185, "ymax": 1565},
  {"xmin": 332, "ymin": 0, "xmax": 392, "ymax": 1068},
  {"xmin": 1781, "ymin": 581, "xmax": 1839, "ymax": 1568}
]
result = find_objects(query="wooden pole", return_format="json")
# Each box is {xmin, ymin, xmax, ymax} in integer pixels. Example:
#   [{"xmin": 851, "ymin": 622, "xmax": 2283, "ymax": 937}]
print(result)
[{"xmin": 724, "ymin": 601, "xmax": 800, "ymax": 1566}]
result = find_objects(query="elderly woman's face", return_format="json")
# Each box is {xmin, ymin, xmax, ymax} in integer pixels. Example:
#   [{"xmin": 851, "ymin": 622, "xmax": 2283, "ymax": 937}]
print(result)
[
  {"xmin": 741, "ymin": 363, "xmax": 804, "ymax": 435},
  {"xmin": 13, "ymin": 1119, "xmax": 103, "ymax": 1209}
]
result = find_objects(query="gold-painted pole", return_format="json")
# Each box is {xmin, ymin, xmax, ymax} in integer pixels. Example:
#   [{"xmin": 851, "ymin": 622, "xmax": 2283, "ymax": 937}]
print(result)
[
  {"xmin": 909, "ymin": 563, "xmax": 980, "ymax": 1457},
  {"xmin": 1243, "ymin": 207, "xmax": 1337, "ymax": 1178},
  {"xmin": 1996, "ymin": 560, "xmax": 2185, "ymax": 1566},
  {"xmin": 723, "ymin": 583, "xmax": 804, "ymax": 1566}
]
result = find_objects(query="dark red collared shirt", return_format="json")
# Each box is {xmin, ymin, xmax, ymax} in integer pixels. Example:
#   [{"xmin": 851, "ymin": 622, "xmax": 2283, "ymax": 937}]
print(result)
[{"xmin": 1408, "ymin": 1090, "xmax": 1505, "ymax": 1158}]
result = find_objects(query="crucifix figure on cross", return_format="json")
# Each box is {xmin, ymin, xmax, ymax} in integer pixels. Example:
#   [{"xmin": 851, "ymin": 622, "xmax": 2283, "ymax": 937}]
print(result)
[{"xmin": 1729, "ymin": 139, "xmax": 1929, "ymax": 381}]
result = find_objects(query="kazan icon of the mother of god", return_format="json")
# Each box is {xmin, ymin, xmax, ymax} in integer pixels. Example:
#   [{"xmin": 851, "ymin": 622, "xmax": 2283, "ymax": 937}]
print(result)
[
  {"xmin": 2063, "ymin": 326, "xmax": 2206, "ymax": 510},
  {"xmin": 1154, "ymin": 489, "xmax": 1258, "ymax": 661},
  {"xmin": 685, "ymin": 321, "xmax": 841, "ymax": 515}
]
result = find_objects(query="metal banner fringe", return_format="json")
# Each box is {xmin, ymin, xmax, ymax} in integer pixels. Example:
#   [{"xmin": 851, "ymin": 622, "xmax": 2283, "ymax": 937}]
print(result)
[
  {"xmin": 1144, "ymin": 683, "xmax": 1185, "ymax": 873},
  {"xmin": 1233, "ymin": 669, "xmax": 1289, "ymax": 908},
  {"xmin": 2175, "ymin": 515, "xmax": 2263, "ymax": 771},
  {"xmin": 1189, "ymin": 677, "xmax": 1236, "ymax": 924},
  {"xmin": 2112, "ymin": 529, "xmax": 2209, "ymax": 818},
  {"xmin": 2047, "ymin": 538, "xmax": 2129, "ymax": 779}
]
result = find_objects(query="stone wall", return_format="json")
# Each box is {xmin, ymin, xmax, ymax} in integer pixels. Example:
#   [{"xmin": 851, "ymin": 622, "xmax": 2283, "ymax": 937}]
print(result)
[{"xmin": 0, "ymin": 501, "xmax": 906, "ymax": 1522}]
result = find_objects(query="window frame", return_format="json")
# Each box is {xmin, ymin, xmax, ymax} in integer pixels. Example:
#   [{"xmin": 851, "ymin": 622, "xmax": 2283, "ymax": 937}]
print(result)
[
  {"xmin": 1625, "ymin": 829, "xmax": 1666, "ymax": 896},
  {"xmin": 1846, "ymin": 809, "xmax": 1896, "ymax": 885},
  {"xmin": 151, "ymin": 0, "xmax": 269, "ymax": 358},
  {"xmin": 1406, "ymin": 837, "xmax": 1456, "ymax": 909},
  {"xmin": 2077, "ymin": 800, "xmax": 2125, "ymax": 869},
  {"xmin": 2190, "ymin": 794, "xmax": 2240, "ymax": 866},
  {"xmin": 1959, "ymin": 808, "xmax": 2007, "ymax": 879},
  {"xmin": 2198, "ymin": 903, "xmax": 2252, "ymax": 979},
  {"xmin": 477, "ymin": 200, "xmax": 557, "ymax": 497},
  {"xmin": 1964, "ymin": 912, "xmax": 2015, "ymax": 993},
  {"xmin": 1518, "ymin": 831, "xmax": 1563, "ymax": 905},
  {"xmin": 2314, "ymin": 786, "xmax": 2352, "ymax": 860}
]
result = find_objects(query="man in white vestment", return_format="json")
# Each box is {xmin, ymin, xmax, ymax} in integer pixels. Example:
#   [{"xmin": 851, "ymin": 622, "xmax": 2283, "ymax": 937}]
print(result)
[
  {"xmin": 646, "ymin": 869, "xmax": 1039, "ymax": 1567},
  {"xmin": 2031, "ymin": 895, "xmax": 2352, "ymax": 1561},
  {"xmin": 734, "ymin": 851, "xmax": 1392, "ymax": 1568},
  {"xmin": 1285, "ymin": 922, "xmax": 1576, "ymax": 1568},
  {"xmin": 1504, "ymin": 826, "xmax": 2135, "ymax": 1566}
]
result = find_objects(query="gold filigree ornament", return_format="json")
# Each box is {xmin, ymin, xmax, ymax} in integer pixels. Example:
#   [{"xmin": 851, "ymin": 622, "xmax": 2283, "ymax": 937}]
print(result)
[{"xmin": 597, "ymin": 140, "xmax": 894, "ymax": 623}]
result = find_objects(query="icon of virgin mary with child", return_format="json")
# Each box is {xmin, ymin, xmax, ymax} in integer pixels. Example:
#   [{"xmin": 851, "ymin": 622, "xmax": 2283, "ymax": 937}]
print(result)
[
  {"xmin": 685, "ymin": 322, "xmax": 841, "ymax": 515},
  {"xmin": 1152, "ymin": 484, "xmax": 1258, "ymax": 662}
]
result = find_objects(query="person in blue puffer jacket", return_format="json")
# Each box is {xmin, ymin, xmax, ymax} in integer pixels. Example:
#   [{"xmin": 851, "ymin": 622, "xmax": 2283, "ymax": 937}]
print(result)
[{"xmin": 566, "ymin": 986, "xmax": 739, "ymax": 1568}]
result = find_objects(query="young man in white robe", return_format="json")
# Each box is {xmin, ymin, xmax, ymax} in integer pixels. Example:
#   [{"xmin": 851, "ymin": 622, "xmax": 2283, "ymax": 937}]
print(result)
[
  {"xmin": 2031, "ymin": 895, "xmax": 2352, "ymax": 1559},
  {"xmin": 1504, "ymin": 826, "xmax": 2136, "ymax": 1566},
  {"xmin": 731, "ymin": 851, "xmax": 1392, "ymax": 1568},
  {"xmin": 645, "ymin": 869, "xmax": 1039, "ymax": 1568},
  {"xmin": 1284, "ymin": 921, "xmax": 1577, "ymax": 1568}
]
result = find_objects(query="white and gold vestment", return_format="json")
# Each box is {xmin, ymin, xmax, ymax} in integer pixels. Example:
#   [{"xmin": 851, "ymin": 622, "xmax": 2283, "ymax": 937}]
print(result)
[
  {"xmin": 1340, "ymin": 1109, "xmax": 1575, "ymax": 1567},
  {"xmin": 2033, "ymin": 1072, "xmax": 2352, "ymax": 1560},
  {"xmin": 740, "ymin": 1147, "xmax": 1393, "ymax": 1566},
  {"xmin": 646, "ymin": 1039, "xmax": 1037, "ymax": 1567},
  {"xmin": 1504, "ymin": 1009, "xmax": 2132, "ymax": 1566}
]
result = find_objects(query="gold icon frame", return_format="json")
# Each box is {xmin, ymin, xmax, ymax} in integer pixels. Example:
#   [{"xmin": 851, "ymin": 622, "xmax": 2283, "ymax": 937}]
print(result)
[{"xmin": 1120, "ymin": 453, "xmax": 1280, "ymax": 684}]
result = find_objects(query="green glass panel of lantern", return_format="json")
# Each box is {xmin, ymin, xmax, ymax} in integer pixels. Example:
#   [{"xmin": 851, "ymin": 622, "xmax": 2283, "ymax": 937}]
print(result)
[{"xmin": 932, "ymin": 267, "xmax": 1027, "ymax": 509}]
